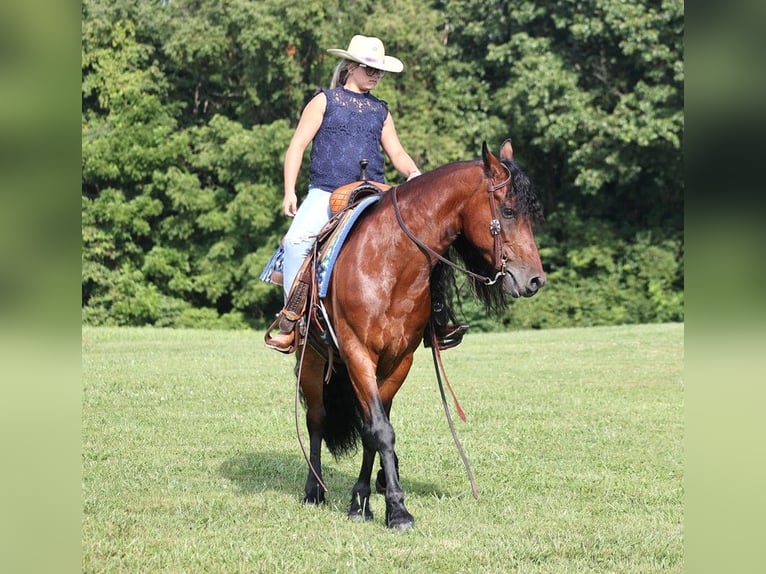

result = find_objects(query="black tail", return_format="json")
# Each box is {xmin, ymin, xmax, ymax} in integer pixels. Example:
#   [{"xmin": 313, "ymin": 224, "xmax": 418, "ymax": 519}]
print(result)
[{"xmin": 321, "ymin": 362, "xmax": 363, "ymax": 458}]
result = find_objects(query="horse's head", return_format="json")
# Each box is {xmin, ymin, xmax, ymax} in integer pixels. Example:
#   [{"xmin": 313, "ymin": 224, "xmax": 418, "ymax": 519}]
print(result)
[{"xmin": 459, "ymin": 140, "xmax": 546, "ymax": 300}]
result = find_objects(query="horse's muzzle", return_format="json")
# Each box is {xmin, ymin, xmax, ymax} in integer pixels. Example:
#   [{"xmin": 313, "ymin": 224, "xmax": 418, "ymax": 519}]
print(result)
[
  {"xmin": 504, "ymin": 272, "xmax": 546, "ymax": 297},
  {"xmin": 525, "ymin": 274, "xmax": 546, "ymax": 296}
]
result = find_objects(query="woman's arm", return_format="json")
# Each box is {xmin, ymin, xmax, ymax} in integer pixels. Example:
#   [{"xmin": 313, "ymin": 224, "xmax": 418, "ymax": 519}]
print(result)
[
  {"xmin": 282, "ymin": 92, "xmax": 327, "ymax": 216},
  {"xmin": 380, "ymin": 112, "xmax": 421, "ymax": 181}
]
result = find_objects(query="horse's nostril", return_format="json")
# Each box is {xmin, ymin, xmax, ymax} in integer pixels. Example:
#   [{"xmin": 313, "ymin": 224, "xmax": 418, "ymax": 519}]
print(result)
[{"xmin": 529, "ymin": 276, "xmax": 545, "ymax": 292}]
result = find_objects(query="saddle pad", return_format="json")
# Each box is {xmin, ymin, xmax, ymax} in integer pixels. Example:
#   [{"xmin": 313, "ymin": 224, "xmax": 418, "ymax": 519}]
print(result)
[
  {"xmin": 259, "ymin": 243, "xmax": 284, "ymax": 285},
  {"xmin": 317, "ymin": 194, "xmax": 381, "ymax": 297},
  {"xmin": 259, "ymin": 194, "xmax": 382, "ymax": 297}
]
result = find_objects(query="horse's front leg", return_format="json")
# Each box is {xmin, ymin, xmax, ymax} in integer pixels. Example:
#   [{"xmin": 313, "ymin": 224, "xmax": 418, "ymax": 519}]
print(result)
[
  {"xmin": 347, "ymin": 445, "xmax": 375, "ymax": 521},
  {"xmin": 362, "ymin": 398, "xmax": 414, "ymax": 531},
  {"xmin": 375, "ymin": 452, "xmax": 399, "ymax": 495}
]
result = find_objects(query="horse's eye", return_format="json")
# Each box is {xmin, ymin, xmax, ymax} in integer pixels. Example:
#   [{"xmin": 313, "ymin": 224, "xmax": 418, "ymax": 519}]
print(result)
[{"xmin": 501, "ymin": 207, "xmax": 516, "ymax": 219}]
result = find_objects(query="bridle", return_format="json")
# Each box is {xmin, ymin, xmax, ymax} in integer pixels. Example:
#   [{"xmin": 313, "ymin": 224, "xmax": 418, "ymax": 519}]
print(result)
[{"xmin": 391, "ymin": 163, "xmax": 512, "ymax": 285}]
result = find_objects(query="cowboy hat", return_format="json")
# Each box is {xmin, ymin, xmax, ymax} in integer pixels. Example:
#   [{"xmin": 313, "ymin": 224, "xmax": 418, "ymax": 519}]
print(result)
[{"xmin": 327, "ymin": 35, "xmax": 404, "ymax": 73}]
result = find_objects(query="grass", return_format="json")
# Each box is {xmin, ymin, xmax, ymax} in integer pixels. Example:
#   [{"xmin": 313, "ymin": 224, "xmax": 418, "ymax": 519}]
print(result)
[{"xmin": 82, "ymin": 323, "xmax": 683, "ymax": 573}]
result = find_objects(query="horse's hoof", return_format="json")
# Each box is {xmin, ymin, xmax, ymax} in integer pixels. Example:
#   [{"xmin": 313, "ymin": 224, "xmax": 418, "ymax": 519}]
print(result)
[
  {"xmin": 348, "ymin": 491, "xmax": 373, "ymax": 521},
  {"xmin": 386, "ymin": 511, "xmax": 415, "ymax": 531},
  {"xmin": 388, "ymin": 517, "xmax": 415, "ymax": 531},
  {"xmin": 347, "ymin": 508, "xmax": 374, "ymax": 522},
  {"xmin": 302, "ymin": 493, "xmax": 325, "ymax": 505}
]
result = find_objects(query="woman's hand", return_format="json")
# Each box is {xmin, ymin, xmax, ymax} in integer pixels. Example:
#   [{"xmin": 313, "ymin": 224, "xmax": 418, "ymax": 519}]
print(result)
[
  {"xmin": 282, "ymin": 191, "xmax": 298, "ymax": 217},
  {"xmin": 407, "ymin": 170, "xmax": 421, "ymax": 181}
]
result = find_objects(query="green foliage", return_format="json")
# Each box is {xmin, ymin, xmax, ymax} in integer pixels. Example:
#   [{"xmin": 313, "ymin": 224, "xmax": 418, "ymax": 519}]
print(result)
[
  {"xmin": 81, "ymin": 0, "xmax": 684, "ymax": 329},
  {"xmin": 487, "ymin": 0, "xmax": 683, "ymax": 234},
  {"xmin": 159, "ymin": 307, "xmax": 250, "ymax": 330},
  {"xmin": 452, "ymin": 208, "xmax": 683, "ymax": 331},
  {"xmin": 498, "ymin": 225, "xmax": 684, "ymax": 330},
  {"xmin": 456, "ymin": 242, "xmax": 684, "ymax": 331},
  {"xmin": 503, "ymin": 243, "xmax": 684, "ymax": 330}
]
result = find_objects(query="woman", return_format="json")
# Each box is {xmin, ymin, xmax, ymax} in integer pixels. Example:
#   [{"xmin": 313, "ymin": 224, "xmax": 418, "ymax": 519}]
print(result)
[{"xmin": 266, "ymin": 35, "xmax": 466, "ymax": 352}]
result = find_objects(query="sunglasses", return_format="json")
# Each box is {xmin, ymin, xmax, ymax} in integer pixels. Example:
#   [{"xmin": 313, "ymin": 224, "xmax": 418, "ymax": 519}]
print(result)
[{"xmin": 358, "ymin": 64, "xmax": 385, "ymax": 77}]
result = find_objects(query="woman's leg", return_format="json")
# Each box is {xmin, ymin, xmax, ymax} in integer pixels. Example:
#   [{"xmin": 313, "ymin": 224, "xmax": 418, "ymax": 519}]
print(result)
[
  {"xmin": 281, "ymin": 188, "xmax": 331, "ymax": 300},
  {"xmin": 265, "ymin": 188, "xmax": 331, "ymax": 353}
]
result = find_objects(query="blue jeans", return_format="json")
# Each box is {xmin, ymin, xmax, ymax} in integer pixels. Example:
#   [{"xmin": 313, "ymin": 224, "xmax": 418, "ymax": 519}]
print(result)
[{"xmin": 282, "ymin": 188, "xmax": 331, "ymax": 302}]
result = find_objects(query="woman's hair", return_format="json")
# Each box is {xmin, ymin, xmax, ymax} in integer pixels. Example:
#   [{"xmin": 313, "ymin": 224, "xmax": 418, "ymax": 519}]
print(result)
[{"xmin": 330, "ymin": 59, "xmax": 355, "ymax": 88}]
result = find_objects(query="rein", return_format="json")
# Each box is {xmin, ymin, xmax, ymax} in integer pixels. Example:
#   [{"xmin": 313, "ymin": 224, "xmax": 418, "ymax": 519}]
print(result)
[
  {"xmin": 391, "ymin": 165, "xmax": 512, "ymax": 500},
  {"xmin": 294, "ymin": 242, "xmax": 329, "ymax": 496},
  {"xmin": 429, "ymin": 322, "xmax": 479, "ymax": 499},
  {"xmin": 391, "ymin": 163, "xmax": 512, "ymax": 286}
]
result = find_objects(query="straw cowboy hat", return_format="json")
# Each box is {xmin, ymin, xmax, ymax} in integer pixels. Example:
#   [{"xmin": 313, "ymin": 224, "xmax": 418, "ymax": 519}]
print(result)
[{"xmin": 327, "ymin": 35, "xmax": 404, "ymax": 73}]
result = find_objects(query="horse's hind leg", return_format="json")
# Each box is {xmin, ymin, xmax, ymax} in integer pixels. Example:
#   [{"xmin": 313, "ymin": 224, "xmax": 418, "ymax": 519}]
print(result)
[
  {"xmin": 303, "ymin": 422, "xmax": 324, "ymax": 504},
  {"xmin": 298, "ymin": 349, "xmax": 326, "ymax": 504},
  {"xmin": 347, "ymin": 445, "xmax": 375, "ymax": 521},
  {"xmin": 374, "ymin": 401, "xmax": 399, "ymax": 494}
]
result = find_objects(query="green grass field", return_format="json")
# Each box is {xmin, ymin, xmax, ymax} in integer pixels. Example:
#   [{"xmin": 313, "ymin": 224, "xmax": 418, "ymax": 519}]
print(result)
[{"xmin": 82, "ymin": 323, "xmax": 683, "ymax": 573}]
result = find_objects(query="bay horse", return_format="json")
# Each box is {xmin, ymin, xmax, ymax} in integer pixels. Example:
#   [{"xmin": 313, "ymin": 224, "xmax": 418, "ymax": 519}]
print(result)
[{"xmin": 296, "ymin": 140, "xmax": 545, "ymax": 530}]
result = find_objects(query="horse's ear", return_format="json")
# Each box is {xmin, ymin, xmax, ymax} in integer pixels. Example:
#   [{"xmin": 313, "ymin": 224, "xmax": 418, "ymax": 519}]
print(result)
[
  {"xmin": 481, "ymin": 140, "xmax": 504, "ymax": 178},
  {"xmin": 481, "ymin": 141, "xmax": 494, "ymax": 174},
  {"xmin": 500, "ymin": 138, "xmax": 514, "ymax": 161}
]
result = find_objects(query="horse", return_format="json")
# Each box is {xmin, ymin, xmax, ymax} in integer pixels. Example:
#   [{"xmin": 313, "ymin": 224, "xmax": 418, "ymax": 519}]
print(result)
[{"xmin": 295, "ymin": 139, "xmax": 545, "ymax": 530}]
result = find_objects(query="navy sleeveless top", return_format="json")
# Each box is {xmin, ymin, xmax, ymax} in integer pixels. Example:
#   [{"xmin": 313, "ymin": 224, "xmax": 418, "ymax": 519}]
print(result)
[{"xmin": 309, "ymin": 86, "xmax": 389, "ymax": 192}]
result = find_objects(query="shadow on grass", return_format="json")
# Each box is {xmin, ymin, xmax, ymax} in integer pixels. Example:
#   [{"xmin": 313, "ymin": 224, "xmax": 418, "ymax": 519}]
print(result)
[{"xmin": 219, "ymin": 449, "xmax": 451, "ymax": 501}]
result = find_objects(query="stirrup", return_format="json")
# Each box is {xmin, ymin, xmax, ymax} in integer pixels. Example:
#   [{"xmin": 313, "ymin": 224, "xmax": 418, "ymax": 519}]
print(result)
[
  {"xmin": 264, "ymin": 272, "xmax": 310, "ymax": 354},
  {"xmin": 424, "ymin": 323, "xmax": 470, "ymax": 350},
  {"xmin": 438, "ymin": 323, "xmax": 470, "ymax": 341}
]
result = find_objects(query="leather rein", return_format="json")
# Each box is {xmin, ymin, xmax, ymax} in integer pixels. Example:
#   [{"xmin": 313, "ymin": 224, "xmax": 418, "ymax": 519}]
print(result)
[
  {"xmin": 391, "ymin": 163, "xmax": 513, "ymax": 500},
  {"xmin": 391, "ymin": 163, "xmax": 512, "ymax": 285}
]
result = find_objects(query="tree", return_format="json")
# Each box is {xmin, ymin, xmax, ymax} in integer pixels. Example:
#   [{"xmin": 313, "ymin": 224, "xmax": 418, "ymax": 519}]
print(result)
[{"xmin": 81, "ymin": 0, "xmax": 684, "ymax": 328}]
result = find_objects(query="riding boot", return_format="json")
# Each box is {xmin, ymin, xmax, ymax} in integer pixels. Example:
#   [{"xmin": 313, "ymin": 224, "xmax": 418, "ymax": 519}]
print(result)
[
  {"xmin": 264, "ymin": 275, "xmax": 310, "ymax": 354},
  {"xmin": 426, "ymin": 298, "xmax": 470, "ymax": 350},
  {"xmin": 264, "ymin": 313, "xmax": 299, "ymax": 353}
]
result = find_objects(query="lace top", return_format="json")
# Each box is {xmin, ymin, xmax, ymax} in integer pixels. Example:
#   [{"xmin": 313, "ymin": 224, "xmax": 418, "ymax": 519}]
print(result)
[{"xmin": 309, "ymin": 86, "xmax": 389, "ymax": 192}]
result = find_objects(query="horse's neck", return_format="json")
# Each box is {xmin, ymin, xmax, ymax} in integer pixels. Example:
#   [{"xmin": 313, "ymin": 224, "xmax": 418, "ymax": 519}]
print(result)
[{"xmin": 394, "ymin": 167, "xmax": 481, "ymax": 253}]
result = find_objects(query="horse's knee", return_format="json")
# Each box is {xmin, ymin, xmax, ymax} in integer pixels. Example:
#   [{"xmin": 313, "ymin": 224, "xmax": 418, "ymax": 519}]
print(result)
[{"xmin": 361, "ymin": 416, "xmax": 395, "ymax": 451}]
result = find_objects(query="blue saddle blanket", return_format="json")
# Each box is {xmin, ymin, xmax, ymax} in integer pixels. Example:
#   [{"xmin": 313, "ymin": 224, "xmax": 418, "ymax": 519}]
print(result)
[{"xmin": 259, "ymin": 194, "xmax": 382, "ymax": 298}]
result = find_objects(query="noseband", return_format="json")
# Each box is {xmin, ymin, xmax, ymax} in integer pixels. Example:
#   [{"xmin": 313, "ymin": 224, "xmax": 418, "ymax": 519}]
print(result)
[{"xmin": 391, "ymin": 164, "xmax": 512, "ymax": 286}]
